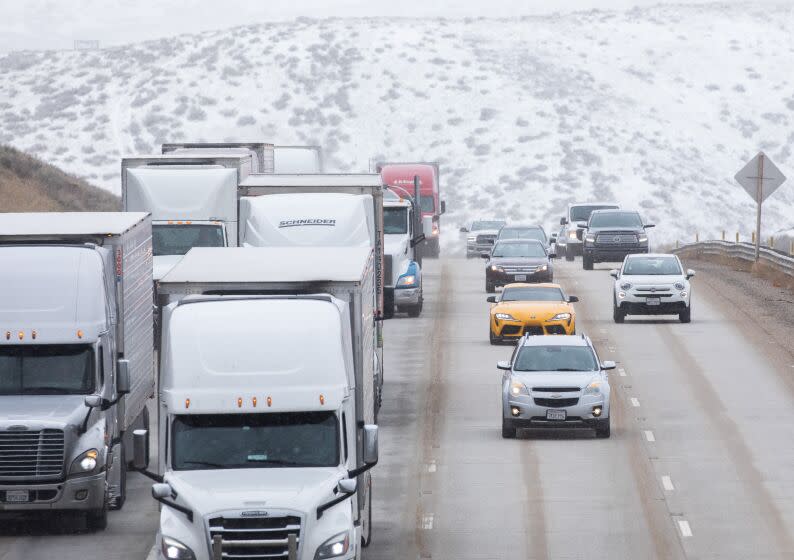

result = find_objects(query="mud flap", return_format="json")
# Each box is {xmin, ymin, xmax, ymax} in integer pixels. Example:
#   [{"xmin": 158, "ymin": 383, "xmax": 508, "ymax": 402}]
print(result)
[{"xmin": 107, "ymin": 442, "xmax": 123, "ymax": 508}]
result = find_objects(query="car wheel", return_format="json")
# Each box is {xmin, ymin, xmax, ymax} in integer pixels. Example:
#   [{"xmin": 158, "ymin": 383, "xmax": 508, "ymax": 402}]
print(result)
[
  {"xmin": 595, "ymin": 418, "xmax": 611, "ymax": 438},
  {"xmin": 679, "ymin": 306, "xmax": 691, "ymax": 323},
  {"xmin": 565, "ymin": 246, "xmax": 575, "ymax": 261},
  {"xmin": 486, "ymin": 281, "xmax": 495, "ymax": 293},
  {"xmin": 489, "ymin": 329, "xmax": 499, "ymax": 345},
  {"xmin": 613, "ymin": 304, "xmax": 625, "ymax": 323},
  {"xmin": 501, "ymin": 417, "xmax": 517, "ymax": 439},
  {"xmin": 582, "ymin": 254, "xmax": 594, "ymax": 270}
]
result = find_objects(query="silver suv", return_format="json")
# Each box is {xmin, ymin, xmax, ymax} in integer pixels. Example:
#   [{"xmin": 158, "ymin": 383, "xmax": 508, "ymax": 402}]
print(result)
[
  {"xmin": 461, "ymin": 219, "xmax": 506, "ymax": 258},
  {"xmin": 498, "ymin": 334, "xmax": 614, "ymax": 438}
]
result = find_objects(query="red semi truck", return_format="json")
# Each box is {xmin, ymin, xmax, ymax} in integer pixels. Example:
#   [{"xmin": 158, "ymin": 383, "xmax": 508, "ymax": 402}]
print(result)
[{"xmin": 375, "ymin": 162, "xmax": 445, "ymax": 257}]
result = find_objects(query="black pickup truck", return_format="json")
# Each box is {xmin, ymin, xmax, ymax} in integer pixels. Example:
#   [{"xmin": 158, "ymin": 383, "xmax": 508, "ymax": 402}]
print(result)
[{"xmin": 577, "ymin": 210, "xmax": 654, "ymax": 270}]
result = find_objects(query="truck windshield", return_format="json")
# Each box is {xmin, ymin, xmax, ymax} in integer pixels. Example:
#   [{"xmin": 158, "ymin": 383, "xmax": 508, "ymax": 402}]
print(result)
[
  {"xmin": 570, "ymin": 205, "xmax": 618, "ymax": 222},
  {"xmin": 152, "ymin": 224, "xmax": 225, "ymax": 256},
  {"xmin": 0, "ymin": 345, "xmax": 95, "ymax": 395},
  {"xmin": 419, "ymin": 195, "xmax": 435, "ymax": 213},
  {"xmin": 589, "ymin": 212, "xmax": 643, "ymax": 228},
  {"xmin": 514, "ymin": 346, "xmax": 598, "ymax": 372},
  {"xmin": 172, "ymin": 412, "xmax": 339, "ymax": 470},
  {"xmin": 384, "ymin": 207, "xmax": 409, "ymax": 235}
]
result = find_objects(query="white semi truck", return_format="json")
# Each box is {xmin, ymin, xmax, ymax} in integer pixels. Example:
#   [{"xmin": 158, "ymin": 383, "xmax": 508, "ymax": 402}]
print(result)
[
  {"xmin": 382, "ymin": 188, "xmax": 426, "ymax": 317},
  {"xmin": 0, "ymin": 213, "xmax": 154, "ymax": 530},
  {"xmin": 135, "ymin": 246, "xmax": 378, "ymax": 560},
  {"xmin": 273, "ymin": 145, "xmax": 324, "ymax": 173},
  {"xmin": 121, "ymin": 151, "xmax": 259, "ymax": 280}
]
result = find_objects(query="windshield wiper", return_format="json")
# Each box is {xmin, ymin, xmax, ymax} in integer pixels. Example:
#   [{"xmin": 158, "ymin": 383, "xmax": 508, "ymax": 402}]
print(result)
[
  {"xmin": 246, "ymin": 458, "xmax": 304, "ymax": 467},
  {"xmin": 22, "ymin": 387, "xmax": 77, "ymax": 395},
  {"xmin": 181, "ymin": 460, "xmax": 229, "ymax": 469},
  {"xmin": 551, "ymin": 368, "xmax": 587, "ymax": 372}
]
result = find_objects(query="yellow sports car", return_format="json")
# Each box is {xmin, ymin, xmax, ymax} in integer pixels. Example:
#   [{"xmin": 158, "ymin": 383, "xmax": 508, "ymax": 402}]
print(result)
[{"xmin": 487, "ymin": 283, "xmax": 578, "ymax": 344}]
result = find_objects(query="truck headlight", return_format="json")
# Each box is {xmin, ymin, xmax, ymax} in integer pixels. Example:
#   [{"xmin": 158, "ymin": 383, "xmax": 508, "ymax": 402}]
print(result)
[
  {"xmin": 315, "ymin": 531, "xmax": 350, "ymax": 559},
  {"xmin": 638, "ymin": 234, "xmax": 648, "ymax": 243},
  {"xmin": 568, "ymin": 231, "xmax": 577, "ymax": 240},
  {"xmin": 490, "ymin": 265, "xmax": 503, "ymax": 272},
  {"xmin": 161, "ymin": 536, "xmax": 196, "ymax": 560},
  {"xmin": 510, "ymin": 381, "xmax": 530, "ymax": 396},
  {"xmin": 69, "ymin": 449, "xmax": 99, "ymax": 475},
  {"xmin": 467, "ymin": 235, "xmax": 476, "ymax": 241},
  {"xmin": 585, "ymin": 233, "xmax": 596, "ymax": 243},
  {"xmin": 583, "ymin": 380, "xmax": 602, "ymax": 396},
  {"xmin": 397, "ymin": 274, "xmax": 417, "ymax": 287},
  {"xmin": 495, "ymin": 313, "xmax": 516, "ymax": 321},
  {"xmin": 548, "ymin": 312, "xmax": 571, "ymax": 321},
  {"xmin": 537, "ymin": 264, "xmax": 548, "ymax": 272}
]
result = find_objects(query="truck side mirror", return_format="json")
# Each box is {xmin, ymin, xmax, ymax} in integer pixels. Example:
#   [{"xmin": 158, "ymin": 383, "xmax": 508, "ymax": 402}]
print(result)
[
  {"xmin": 479, "ymin": 252, "xmax": 490, "ymax": 259},
  {"xmin": 152, "ymin": 483, "xmax": 172, "ymax": 499},
  {"xmin": 459, "ymin": 226, "xmax": 469, "ymax": 233},
  {"xmin": 560, "ymin": 217, "xmax": 567, "ymax": 225},
  {"xmin": 576, "ymin": 221, "xmax": 588, "ymax": 229},
  {"xmin": 486, "ymin": 296, "xmax": 497, "ymax": 303},
  {"xmin": 440, "ymin": 200, "xmax": 446, "ymax": 214},
  {"xmin": 133, "ymin": 429, "xmax": 149, "ymax": 470},
  {"xmin": 644, "ymin": 223, "xmax": 656, "ymax": 229},
  {"xmin": 117, "ymin": 359, "xmax": 130, "ymax": 395},
  {"xmin": 84, "ymin": 395, "xmax": 102, "ymax": 408},
  {"xmin": 337, "ymin": 478, "xmax": 357, "ymax": 494},
  {"xmin": 362, "ymin": 424, "xmax": 378, "ymax": 465},
  {"xmin": 497, "ymin": 360, "xmax": 511, "ymax": 371}
]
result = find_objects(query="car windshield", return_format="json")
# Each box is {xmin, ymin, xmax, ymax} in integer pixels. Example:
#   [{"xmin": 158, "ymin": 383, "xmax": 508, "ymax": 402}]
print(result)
[
  {"xmin": 420, "ymin": 195, "xmax": 435, "ymax": 213},
  {"xmin": 498, "ymin": 228, "xmax": 546, "ymax": 243},
  {"xmin": 514, "ymin": 345, "xmax": 598, "ymax": 372},
  {"xmin": 589, "ymin": 212, "xmax": 643, "ymax": 228},
  {"xmin": 501, "ymin": 287, "xmax": 565, "ymax": 302},
  {"xmin": 152, "ymin": 224, "xmax": 225, "ymax": 256},
  {"xmin": 172, "ymin": 412, "xmax": 339, "ymax": 470},
  {"xmin": 623, "ymin": 257, "xmax": 682, "ymax": 275},
  {"xmin": 570, "ymin": 205, "xmax": 618, "ymax": 222},
  {"xmin": 0, "ymin": 345, "xmax": 95, "ymax": 395},
  {"xmin": 384, "ymin": 207, "xmax": 409, "ymax": 234},
  {"xmin": 492, "ymin": 241, "xmax": 546, "ymax": 258},
  {"xmin": 471, "ymin": 220, "xmax": 506, "ymax": 231}
]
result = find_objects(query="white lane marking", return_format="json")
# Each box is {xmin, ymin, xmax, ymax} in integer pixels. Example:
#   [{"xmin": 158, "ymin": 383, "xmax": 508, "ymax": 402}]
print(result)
[
  {"xmin": 427, "ymin": 461, "xmax": 437, "ymax": 473},
  {"xmin": 631, "ymin": 397, "xmax": 640, "ymax": 407},
  {"xmin": 608, "ymin": 346, "xmax": 616, "ymax": 353},
  {"xmin": 678, "ymin": 519, "xmax": 693, "ymax": 537},
  {"xmin": 599, "ymin": 328, "xmax": 606, "ymax": 334},
  {"xmin": 420, "ymin": 514, "xmax": 434, "ymax": 530},
  {"xmin": 644, "ymin": 430, "xmax": 656, "ymax": 442},
  {"xmin": 617, "ymin": 368, "xmax": 626, "ymax": 376},
  {"xmin": 662, "ymin": 475, "xmax": 675, "ymax": 491}
]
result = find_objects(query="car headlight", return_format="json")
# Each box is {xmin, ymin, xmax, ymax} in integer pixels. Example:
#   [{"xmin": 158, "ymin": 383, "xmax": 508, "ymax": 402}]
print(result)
[
  {"xmin": 510, "ymin": 381, "xmax": 530, "ymax": 397},
  {"xmin": 583, "ymin": 380, "xmax": 602, "ymax": 396},
  {"xmin": 161, "ymin": 536, "xmax": 196, "ymax": 560},
  {"xmin": 315, "ymin": 531, "xmax": 350, "ymax": 559},
  {"xmin": 68, "ymin": 449, "xmax": 99, "ymax": 475},
  {"xmin": 674, "ymin": 282, "xmax": 685, "ymax": 290},
  {"xmin": 568, "ymin": 230, "xmax": 578, "ymax": 240},
  {"xmin": 467, "ymin": 235, "xmax": 477, "ymax": 241},
  {"xmin": 620, "ymin": 282, "xmax": 632, "ymax": 290},
  {"xmin": 638, "ymin": 234, "xmax": 648, "ymax": 243},
  {"xmin": 548, "ymin": 312, "xmax": 571, "ymax": 321},
  {"xmin": 490, "ymin": 265, "xmax": 503, "ymax": 272},
  {"xmin": 585, "ymin": 233, "xmax": 596, "ymax": 243},
  {"xmin": 537, "ymin": 264, "xmax": 548, "ymax": 272},
  {"xmin": 397, "ymin": 274, "xmax": 417, "ymax": 287},
  {"xmin": 495, "ymin": 313, "xmax": 517, "ymax": 321}
]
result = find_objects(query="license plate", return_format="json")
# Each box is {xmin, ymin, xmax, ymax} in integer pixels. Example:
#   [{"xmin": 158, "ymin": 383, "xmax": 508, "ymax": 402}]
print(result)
[
  {"xmin": 5, "ymin": 490, "xmax": 29, "ymax": 503},
  {"xmin": 515, "ymin": 275, "xmax": 527, "ymax": 281},
  {"xmin": 646, "ymin": 297, "xmax": 661, "ymax": 306},
  {"xmin": 546, "ymin": 409, "xmax": 567, "ymax": 421}
]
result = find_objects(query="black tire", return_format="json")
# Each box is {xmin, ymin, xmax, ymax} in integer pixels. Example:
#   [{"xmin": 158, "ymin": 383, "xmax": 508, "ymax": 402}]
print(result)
[
  {"xmin": 501, "ymin": 417, "xmax": 517, "ymax": 439},
  {"xmin": 383, "ymin": 293, "xmax": 395, "ymax": 320},
  {"xmin": 109, "ymin": 445, "xmax": 126, "ymax": 511},
  {"xmin": 679, "ymin": 306, "xmax": 691, "ymax": 323},
  {"xmin": 565, "ymin": 245, "xmax": 575, "ymax": 261},
  {"xmin": 582, "ymin": 254, "xmax": 594, "ymax": 270},
  {"xmin": 361, "ymin": 479, "xmax": 373, "ymax": 547},
  {"xmin": 486, "ymin": 280, "xmax": 496, "ymax": 293},
  {"xmin": 613, "ymin": 305, "xmax": 625, "ymax": 324},
  {"xmin": 86, "ymin": 504, "xmax": 108, "ymax": 531},
  {"xmin": 489, "ymin": 329, "xmax": 499, "ymax": 345},
  {"xmin": 595, "ymin": 418, "xmax": 611, "ymax": 438}
]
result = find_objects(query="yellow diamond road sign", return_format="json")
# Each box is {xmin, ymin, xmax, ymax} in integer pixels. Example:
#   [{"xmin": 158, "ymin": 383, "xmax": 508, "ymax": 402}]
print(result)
[{"xmin": 734, "ymin": 152, "xmax": 786, "ymax": 203}]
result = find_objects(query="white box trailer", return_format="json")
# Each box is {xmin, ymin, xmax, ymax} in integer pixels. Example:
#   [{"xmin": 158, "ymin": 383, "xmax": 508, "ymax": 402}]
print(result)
[
  {"xmin": 121, "ymin": 153, "xmax": 254, "ymax": 280},
  {"xmin": 0, "ymin": 212, "xmax": 153, "ymax": 529},
  {"xmin": 274, "ymin": 145, "xmax": 324, "ymax": 173},
  {"xmin": 161, "ymin": 142, "xmax": 275, "ymax": 174},
  {"xmin": 145, "ymin": 246, "xmax": 379, "ymax": 559}
]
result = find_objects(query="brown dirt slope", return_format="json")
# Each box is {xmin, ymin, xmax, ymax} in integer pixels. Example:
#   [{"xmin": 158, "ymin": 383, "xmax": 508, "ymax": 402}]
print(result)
[{"xmin": 0, "ymin": 145, "xmax": 119, "ymax": 212}]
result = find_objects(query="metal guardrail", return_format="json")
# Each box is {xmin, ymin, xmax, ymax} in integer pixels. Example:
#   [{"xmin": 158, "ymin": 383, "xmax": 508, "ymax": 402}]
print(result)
[{"xmin": 672, "ymin": 240, "xmax": 794, "ymax": 276}]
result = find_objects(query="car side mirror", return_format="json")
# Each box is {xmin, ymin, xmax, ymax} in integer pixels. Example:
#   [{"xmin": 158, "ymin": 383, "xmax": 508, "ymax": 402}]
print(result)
[
  {"xmin": 567, "ymin": 296, "xmax": 579, "ymax": 303},
  {"xmin": 133, "ymin": 429, "xmax": 150, "ymax": 470},
  {"xmin": 486, "ymin": 296, "xmax": 497, "ymax": 303},
  {"xmin": 440, "ymin": 200, "xmax": 446, "ymax": 214},
  {"xmin": 560, "ymin": 217, "xmax": 568, "ymax": 225},
  {"xmin": 609, "ymin": 269, "xmax": 619, "ymax": 279},
  {"xmin": 362, "ymin": 424, "xmax": 378, "ymax": 465},
  {"xmin": 601, "ymin": 361, "xmax": 617, "ymax": 370},
  {"xmin": 459, "ymin": 226, "xmax": 469, "ymax": 233},
  {"xmin": 84, "ymin": 395, "xmax": 102, "ymax": 408},
  {"xmin": 644, "ymin": 223, "xmax": 655, "ymax": 228},
  {"xmin": 497, "ymin": 360, "xmax": 511, "ymax": 371},
  {"xmin": 480, "ymin": 252, "xmax": 490, "ymax": 259},
  {"xmin": 686, "ymin": 269, "xmax": 695, "ymax": 279},
  {"xmin": 117, "ymin": 359, "xmax": 130, "ymax": 395},
  {"xmin": 337, "ymin": 478, "xmax": 357, "ymax": 494}
]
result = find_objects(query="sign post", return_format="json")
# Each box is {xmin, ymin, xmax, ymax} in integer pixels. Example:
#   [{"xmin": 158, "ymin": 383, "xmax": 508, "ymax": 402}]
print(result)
[{"xmin": 734, "ymin": 152, "xmax": 786, "ymax": 261}]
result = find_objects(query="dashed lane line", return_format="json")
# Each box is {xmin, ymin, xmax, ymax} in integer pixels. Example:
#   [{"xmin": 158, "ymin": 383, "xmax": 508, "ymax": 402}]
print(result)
[
  {"xmin": 631, "ymin": 397, "xmax": 640, "ymax": 407},
  {"xmin": 644, "ymin": 430, "xmax": 656, "ymax": 442},
  {"xmin": 662, "ymin": 476, "xmax": 675, "ymax": 491},
  {"xmin": 678, "ymin": 520, "xmax": 693, "ymax": 537}
]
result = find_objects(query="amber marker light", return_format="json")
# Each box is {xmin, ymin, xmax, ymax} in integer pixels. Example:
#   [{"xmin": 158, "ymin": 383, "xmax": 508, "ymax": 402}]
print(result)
[
  {"xmin": 18, "ymin": 331, "xmax": 24, "ymax": 340},
  {"xmin": 319, "ymin": 394, "xmax": 325, "ymax": 405},
  {"xmin": 266, "ymin": 396, "xmax": 272, "ymax": 407},
  {"xmin": 252, "ymin": 396, "xmax": 258, "ymax": 407},
  {"xmin": 237, "ymin": 397, "xmax": 243, "ymax": 408},
  {"xmin": 185, "ymin": 398, "xmax": 190, "ymax": 409},
  {"xmin": 31, "ymin": 330, "xmax": 37, "ymax": 340},
  {"xmin": 77, "ymin": 330, "xmax": 84, "ymax": 339}
]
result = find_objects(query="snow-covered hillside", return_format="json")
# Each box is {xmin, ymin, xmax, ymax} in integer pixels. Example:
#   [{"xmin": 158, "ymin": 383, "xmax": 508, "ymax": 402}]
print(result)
[{"xmin": 1, "ymin": 3, "xmax": 793, "ymax": 244}]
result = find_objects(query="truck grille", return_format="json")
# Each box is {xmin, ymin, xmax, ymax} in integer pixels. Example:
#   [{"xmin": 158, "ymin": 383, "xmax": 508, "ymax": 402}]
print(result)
[
  {"xmin": 476, "ymin": 234, "xmax": 496, "ymax": 245},
  {"xmin": 207, "ymin": 514, "xmax": 302, "ymax": 559},
  {"xmin": 0, "ymin": 429, "xmax": 65, "ymax": 480},
  {"xmin": 596, "ymin": 233, "xmax": 637, "ymax": 245}
]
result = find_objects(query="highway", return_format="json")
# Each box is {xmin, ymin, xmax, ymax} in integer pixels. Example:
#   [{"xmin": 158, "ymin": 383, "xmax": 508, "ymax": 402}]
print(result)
[{"xmin": 2, "ymin": 256, "xmax": 794, "ymax": 559}]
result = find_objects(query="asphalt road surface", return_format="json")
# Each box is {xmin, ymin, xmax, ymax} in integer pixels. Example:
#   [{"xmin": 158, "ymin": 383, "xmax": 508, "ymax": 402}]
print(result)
[{"xmin": 2, "ymin": 257, "xmax": 793, "ymax": 560}]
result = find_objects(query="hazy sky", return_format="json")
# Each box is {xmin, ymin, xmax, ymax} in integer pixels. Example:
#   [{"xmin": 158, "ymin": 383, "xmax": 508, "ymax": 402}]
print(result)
[{"xmin": 0, "ymin": 0, "xmax": 772, "ymax": 52}]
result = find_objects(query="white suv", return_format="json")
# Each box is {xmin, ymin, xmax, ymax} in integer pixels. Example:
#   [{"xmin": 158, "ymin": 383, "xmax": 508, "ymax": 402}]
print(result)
[{"xmin": 611, "ymin": 254, "xmax": 694, "ymax": 323}]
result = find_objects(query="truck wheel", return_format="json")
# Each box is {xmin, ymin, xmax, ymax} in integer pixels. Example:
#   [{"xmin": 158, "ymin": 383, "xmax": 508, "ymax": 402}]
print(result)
[
  {"xmin": 565, "ymin": 246, "xmax": 575, "ymax": 261},
  {"xmin": 427, "ymin": 238, "xmax": 440, "ymax": 258},
  {"xmin": 613, "ymin": 305, "xmax": 625, "ymax": 324},
  {"xmin": 582, "ymin": 255, "xmax": 593, "ymax": 270},
  {"xmin": 86, "ymin": 503, "xmax": 108, "ymax": 531},
  {"xmin": 595, "ymin": 418, "xmax": 611, "ymax": 438},
  {"xmin": 501, "ymin": 417, "xmax": 517, "ymax": 439},
  {"xmin": 361, "ymin": 480, "xmax": 373, "ymax": 547},
  {"xmin": 679, "ymin": 306, "xmax": 691, "ymax": 323},
  {"xmin": 383, "ymin": 294, "xmax": 395, "ymax": 320}
]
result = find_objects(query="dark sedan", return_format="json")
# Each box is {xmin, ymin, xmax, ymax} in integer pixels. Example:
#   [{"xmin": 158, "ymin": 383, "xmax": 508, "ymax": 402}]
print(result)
[{"xmin": 482, "ymin": 239, "xmax": 555, "ymax": 292}]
